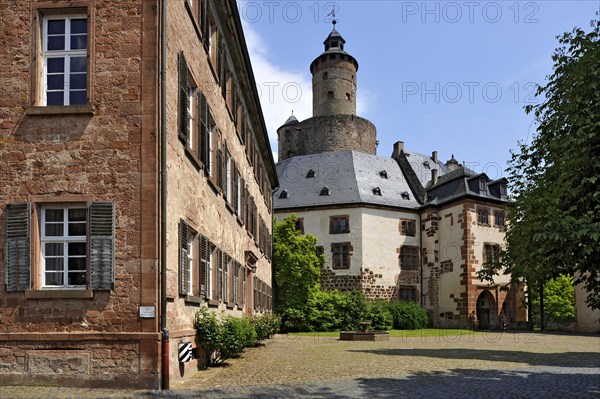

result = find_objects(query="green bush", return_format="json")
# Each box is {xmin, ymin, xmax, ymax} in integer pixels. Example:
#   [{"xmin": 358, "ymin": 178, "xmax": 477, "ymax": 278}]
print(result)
[
  {"xmin": 193, "ymin": 306, "xmax": 223, "ymax": 365},
  {"xmin": 251, "ymin": 313, "xmax": 281, "ymax": 342},
  {"xmin": 306, "ymin": 289, "xmax": 345, "ymax": 331},
  {"xmin": 338, "ymin": 291, "xmax": 368, "ymax": 331},
  {"xmin": 367, "ymin": 300, "xmax": 393, "ymax": 330},
  {"xmin": 389, "ymin": 301, "xmax": 429, "ymax": 330}
]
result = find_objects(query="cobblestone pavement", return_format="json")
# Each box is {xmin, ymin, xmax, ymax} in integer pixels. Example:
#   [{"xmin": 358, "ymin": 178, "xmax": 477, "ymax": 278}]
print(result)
[{"xmin": 1, "ymin": 331, "xmax": 598, "ymax": 398}]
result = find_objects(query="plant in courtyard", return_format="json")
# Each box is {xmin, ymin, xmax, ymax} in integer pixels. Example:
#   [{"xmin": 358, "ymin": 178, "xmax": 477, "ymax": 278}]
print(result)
[
  {"xmin": 389, "ymin": 301, "xmax": 429, "ymax": 330},
  {"xmin": 273, "ymin": 214, "xmax": 325, "ymax": 330},
  {"xmin": 530, "ymin": 274, "xmax": 576, "ymax": 325},
  {"xmin": 366, "ymin": 300, "xmax": 394, "ymax": 330},
  {"xmin": 193, "ymin": 306, "xmax": 224, "ymax": 365},
  {"xmin": 477, "ymin": 19, "xmax": 600, "ymax": 310},
  {"xmin": 338, "ymin": 290, "xmax": 369, "ymax": 331}
]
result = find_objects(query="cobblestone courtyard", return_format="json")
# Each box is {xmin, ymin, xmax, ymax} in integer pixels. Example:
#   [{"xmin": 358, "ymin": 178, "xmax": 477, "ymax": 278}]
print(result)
[{"xmin": 1, "ymin": 331, "xmax": 598, "ymax": 398}]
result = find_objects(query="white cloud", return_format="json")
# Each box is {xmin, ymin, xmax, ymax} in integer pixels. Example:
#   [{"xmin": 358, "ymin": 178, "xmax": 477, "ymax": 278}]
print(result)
[{"xmin": 242, "ymin": 21, "xmax": 312, "ymax": 158}]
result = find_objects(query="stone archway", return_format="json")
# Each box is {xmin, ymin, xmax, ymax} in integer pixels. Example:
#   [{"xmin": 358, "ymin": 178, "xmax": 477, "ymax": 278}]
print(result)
[{"xmin": 476, "ymin": 290, "xmax": 495, "ymax": 329}]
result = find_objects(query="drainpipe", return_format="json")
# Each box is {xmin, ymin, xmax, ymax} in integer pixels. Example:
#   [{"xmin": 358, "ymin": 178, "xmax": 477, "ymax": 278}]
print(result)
[
  {"xmin": 270, "ymin": 185, "xmax": 279, "ymax": 312},
  {"xmin": 419, "ymin": 212, "xmax": 424, "ymax": 307},
  {"xmin": 159, "ymin": 0, "xmax": 169, "ymax": 390}
]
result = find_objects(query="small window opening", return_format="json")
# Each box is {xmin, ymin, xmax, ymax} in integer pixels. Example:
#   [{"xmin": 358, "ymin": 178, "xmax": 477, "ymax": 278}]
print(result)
[
  {"xmin": 279, "ymin": 190, "xmax": 288, "ymax": 199},
  {"xmin": 373, "ymin": 187, "xmax": 382, "ymax": 196},
  {"xmin": 306, "ymin": 169, "xmax": 315, "ymax": 178},
  {"xmin": 327, "ymin": 91, "xmax": 334, "ymax": 99},
  {"xmin": 401, "ymin": 191, "xmax": 410, "ymax": 200},
  {"xmin": 346, "ymin": 93, "xmax": 351, "ymax": 100},
  {"xmin": 423, "ymin": 161, "xmax": 430, "ymax": 169},
  {"xmin": 379, "ymin": 170, "xmax": 388, "ymax": 179},
  {"xmin": 323, "ymin": 72, "xmax": 328, "ymax": 79},
  {"xmin": 320, "ymin": 186, "xmax": 330, "ymax": 196}
]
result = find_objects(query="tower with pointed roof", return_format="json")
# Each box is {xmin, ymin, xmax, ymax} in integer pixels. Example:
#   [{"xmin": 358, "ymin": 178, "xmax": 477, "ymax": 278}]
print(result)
[{"xmin": 276, "ymin": 20, "xmax": 376, "ymax": 161}]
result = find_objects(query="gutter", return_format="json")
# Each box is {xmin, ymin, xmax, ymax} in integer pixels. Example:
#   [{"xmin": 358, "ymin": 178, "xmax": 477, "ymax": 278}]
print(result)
[{"xmin": 159, "ymin": 0, "xmax": 169, "ymax": 390}]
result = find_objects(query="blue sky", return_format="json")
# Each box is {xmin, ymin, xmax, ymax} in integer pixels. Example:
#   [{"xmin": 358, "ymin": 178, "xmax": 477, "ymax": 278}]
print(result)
[{"xmin": 238, "ymin": 1, "xmax": 599, "ymax": 178}]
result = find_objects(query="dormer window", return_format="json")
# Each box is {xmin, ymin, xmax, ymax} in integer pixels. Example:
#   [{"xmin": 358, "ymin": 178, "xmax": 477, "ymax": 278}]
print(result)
[
  {"xmin": 401, "ymin": 191, "xmax": 410, "ymax": 200},
  {"xmin": 500, "ymin": 184, "xmax": 507, "ymax": 198},
  {"xmin": 331, "ymin": 40, "xmax": 338, "ymax": 48},
  {"xmin": 479, "ymin": 180, "xmax": 487, "ymax": 196},
  {"xmin": 306, "ymin": 169, "xmax": 315, "ymax": 178},
  {"xmin": 373, "ymin": 187, "xmax": 382, "ymax": 196},
  {"xmin": 423, "ymin": 161, "xmax": 430, "ymax": 169},
  {"xmin": 320, "ymin": 186, "xmax": 330, "ymax": 196},
  {"xmin": 279, "ymin": 190, "xmax": 288, "ymax": 199},
  {"xmin": 379, "ymin": 170, "xmax": 388, "ymax": 179}
]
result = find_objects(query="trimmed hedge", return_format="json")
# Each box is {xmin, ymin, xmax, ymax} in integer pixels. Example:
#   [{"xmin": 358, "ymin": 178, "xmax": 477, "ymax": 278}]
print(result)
[{"xmin": 389, "ymin": 300, "xmax": 429, "ymax": 330}]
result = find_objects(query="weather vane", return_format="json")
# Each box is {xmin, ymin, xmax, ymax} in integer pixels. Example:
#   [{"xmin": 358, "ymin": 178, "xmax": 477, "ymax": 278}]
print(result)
[{"xmin": 327, "ymin": 7, "xmax": 337, "ymax": 27}]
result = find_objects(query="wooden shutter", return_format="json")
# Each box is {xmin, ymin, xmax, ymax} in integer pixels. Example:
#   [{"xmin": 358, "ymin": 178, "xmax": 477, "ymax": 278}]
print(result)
[
  {"xmin": 178, "ymin": 220, "xmax": 189, "ymax": 296},
  {"xmin": 216, "ymin": 148, "xmax": 223, "ymax": 190},
  {"xmin": 5, "ymin": 203, "xmax": 31, "ymax": 292},
  {"xmin": 178, "ymin": 52, "xmax": 189, "ymax": 143},
  {"xmin": 224, "ymin": 253, "xmax": 230, "ymax": 303},
  {"xmin": 198, "ymin": 92, "xmax": 209, "ymax": 167},
  {"xmin": 217, "ymin": 248, "xmax": 223, "ymax": 300},
  {"xmin": 232, "ymin": 162, "xmax": 239, "ymax": 214},
  {"xmin": 200, "ymin": 0, "xmax": 209, "ymax": 48},
  {"xmin": 200, "ymin": 235, "xmax": 207, "ymax": 298},
  {"xmin": 89, "ymin": 201, "xmax": 115, "ymax": 290},
  {"xmin": 240, "ymin": 178, "xmax": 246, "ymax": 225}
]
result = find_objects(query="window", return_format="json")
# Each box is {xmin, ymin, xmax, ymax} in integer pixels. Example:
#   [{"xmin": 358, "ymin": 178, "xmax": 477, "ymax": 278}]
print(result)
[
  {"xmin": 400, "ymin": 246, "xmax": 419, "ymax": 270},
  {"xmin": 315, "ymin": 246, "xmax": 324, "ymax": 256},
  {"xmin": 494, "ymin": 210, "xmax": 505, "ymax": 227},
  {"xmin": 479, "ymin": 179, "xmax": 487, "ymax": 196},
  {"xmin": 178, "ymin": 52, "xmax": 198, "ymax": 149},
  {"xmin": 198, "ymin": 92, "xmax": 212, "ymax": 171},
  {"xmin": 178, "ymin": 220, "xmax": 196, "ymax": 296},
  {"xmin": 483, "ymin": 243, "xmax": 500, "ymax": 265},
  {"xmin": 41, "ymin": 207, "xmax": 87, "ymax": 287},
  {"xmin": 224, "ymin": 148, "xmax": 231, "ymax": 202},
  {"xmin": 399, "ymin": 286, "xmax": 418, "ymax": 302},
  {"xmin": 5, "ymin": 202, "xmax": 115, "ymax": 292},
  {"xmin": 423, "ymin": 161, "xmax": 430, "ymax": 169},
  {"xmin": 279, "ymin": 190, "xmax": 288, "ymax": 199},
  {"xmin": 295, "ymin": 218, "xmax": 304, "ymax": 234},
  {"xmin": 330, "ymin": 216, "xmax": 349, "ymax": 234},
  {"xmin": 42, "ymin": 15, "xmax": 88, "ymax": 106},
  {"xmin": 320, "ymin": 186, "xmax": 330, "ymax": 196},
  {"xmin": 379, "ymin": 170, "xmax": 388, "ymax": 179},
  {"xmin": 224, "ymin": 253, "xmax": 230, "ymax": 303},
  {"xmin": 373, "ymin": 187, "xmax": 382, "ymax": 196},
  {"xmin": 477, "ymin": 207, "xmax": 489, "ymax": 225},
  {"xmin": 331, "ymin": 242, "xmax": 352, "ymax": 269},
  {"xmin": 306, "ymin": 169, "xmax": 315, "ymax": 178},
  {"xmin": 401, "ymin": 191, "xmax": 410, "ymax": 200},
  {"xmin": 401, "ymin": 219, "xmax": 416, "ymax": 236}
]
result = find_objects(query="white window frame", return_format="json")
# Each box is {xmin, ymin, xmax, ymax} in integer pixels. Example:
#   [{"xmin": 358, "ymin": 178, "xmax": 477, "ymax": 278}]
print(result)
[
  {"xmin": 40, "ymin": 205, "xmax": 87, "ymax": 289},
  {"xmin": 187, "ymin": 86, "xmax": 195, "ymax": 149},
  {"xmin": 225, "ymin": 151, "xmax": 231, "ymax": 200},
  {"xmin": 42, "ymin": 15, "xmax": 88, "ymax": 106},
  {"xmin": 186, "ymin": 232, "xmax": 194, "ymax": 296}
]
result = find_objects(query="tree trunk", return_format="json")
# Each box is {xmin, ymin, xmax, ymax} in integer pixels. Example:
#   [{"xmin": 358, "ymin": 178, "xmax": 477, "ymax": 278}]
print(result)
[{"xmin": 540, "ymin": 282, "xmax": 545, "ymax": 330}]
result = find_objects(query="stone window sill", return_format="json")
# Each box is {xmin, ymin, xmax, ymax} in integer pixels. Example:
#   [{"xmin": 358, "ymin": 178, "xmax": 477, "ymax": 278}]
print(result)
[
  {"xmin": 184, "ymin": 295, "xmax": 205, "ymax": 305},
  {"xmin": 26, "ymin": 290, "xmax": 94, "ymax": 299},
  {"xmin": 25, "ymin": 104, "xmax": 95, "ymax": 116}
]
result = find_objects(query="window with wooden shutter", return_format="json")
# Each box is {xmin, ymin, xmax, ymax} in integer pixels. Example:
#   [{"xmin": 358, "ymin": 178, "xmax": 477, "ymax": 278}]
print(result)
[
  {"xmin": 5, "ymin": 203, "xmax": 31, "ymax": 292},
  {"xmin": 199, "ymin": 0, "xmax": 209, "ymax": 50},
  {"xmin": 178, "ymin": 220, "xmax": 190, "ymax": 296},
  {"xmin": 217, "ymin": 248, "xmax": 223, "ymax": 300},
  {"xmin": 178, "ymin": 52, "xmax": 189, "ymax": 143},
  {"xmin": 198, "ymin": 91, "xmax": 209, "ymax": 166},
  {"xmin": 200, "ymin": 235, "xmax": 209, "ymax": 298},
  {"xmin": 89, "ymin": 202, "xmax": 115, "ymax": 290},
  {"xmin": 233, "ymin": 260, "xmax": 239, "ymax": 305},
  {"xmin": 216, "ymin": 148, "xmax": 223, "ymax": 190},
  {"xmin": 224, "ymin": 253, "xmax": 229, "ymax": 303}
]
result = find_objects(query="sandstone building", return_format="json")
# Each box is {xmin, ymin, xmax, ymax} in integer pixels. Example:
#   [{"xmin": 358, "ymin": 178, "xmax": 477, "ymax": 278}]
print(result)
[
  {"xmin": 274, "ymin": 21, "xmax": 528, "ymax": 329},
  {"xmin": 0, "ymin": 0, "xmax": 276, "ymax": 389}
]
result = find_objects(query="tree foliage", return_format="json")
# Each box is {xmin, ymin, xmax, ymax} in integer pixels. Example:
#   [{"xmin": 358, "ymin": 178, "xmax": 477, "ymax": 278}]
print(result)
[
  {"xmin": 530, "ymin": 275, "xmax": 576, "ymax": 325},
  {"xmin": 273, "ymin": 214, "xmax": 324, "ymax": 328},
  {"xmin": 479, "ymin": 19, "xmax": 600, "ymax": 309}
]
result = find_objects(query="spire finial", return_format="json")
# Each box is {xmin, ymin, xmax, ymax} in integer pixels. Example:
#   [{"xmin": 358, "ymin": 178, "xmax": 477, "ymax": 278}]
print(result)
[
  {"xmin": 327, "ymin": 8, "xmax": 337, "ymax": 28},
  {"xmin": 291, "ymin": 110, "xmax": 294, "ymax": 116}
]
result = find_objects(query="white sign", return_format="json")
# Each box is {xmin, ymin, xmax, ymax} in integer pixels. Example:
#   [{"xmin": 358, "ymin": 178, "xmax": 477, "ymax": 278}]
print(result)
[{"xmin": 139, "ymin": 306, "xmax": 156, "ymax": 318}]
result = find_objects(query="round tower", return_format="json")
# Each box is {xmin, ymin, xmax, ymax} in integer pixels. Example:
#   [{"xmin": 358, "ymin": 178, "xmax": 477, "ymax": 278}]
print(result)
[{"xmin": 310, "ymin": 20, "xmax": 358, "ymax": 117}]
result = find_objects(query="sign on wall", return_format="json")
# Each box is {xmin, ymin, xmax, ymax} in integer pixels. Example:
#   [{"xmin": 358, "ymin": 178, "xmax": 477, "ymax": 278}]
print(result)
[{"xmin": 178, "ymin": 342, "xmax": 193, "ymax": 363}]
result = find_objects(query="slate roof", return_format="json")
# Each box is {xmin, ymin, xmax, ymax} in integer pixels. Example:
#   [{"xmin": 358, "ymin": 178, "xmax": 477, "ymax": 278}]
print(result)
[{"xmin": 274, "ymin": 151, "xmax": 421, "ymax": 209}]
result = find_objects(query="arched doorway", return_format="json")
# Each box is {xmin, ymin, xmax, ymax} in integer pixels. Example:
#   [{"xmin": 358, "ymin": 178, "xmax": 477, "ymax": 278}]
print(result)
[{"xmin": 476, "ymin": 290, "xmax": 495, "ymax": 329}]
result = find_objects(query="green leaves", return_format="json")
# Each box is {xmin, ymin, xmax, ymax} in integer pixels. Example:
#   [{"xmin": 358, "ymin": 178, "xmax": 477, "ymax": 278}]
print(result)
[{"xmin": 503, "ymin": 18, "xmax": 600, "ymax": 310}]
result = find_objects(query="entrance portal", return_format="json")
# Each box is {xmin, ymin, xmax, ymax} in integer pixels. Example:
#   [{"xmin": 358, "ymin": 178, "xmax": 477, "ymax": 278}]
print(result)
[{"xmin": 476, "ymin": 290, "xmax": 495, "ymax": 329}]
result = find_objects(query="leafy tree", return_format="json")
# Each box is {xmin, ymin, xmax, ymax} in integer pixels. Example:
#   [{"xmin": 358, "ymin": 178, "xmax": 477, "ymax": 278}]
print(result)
[
  {"xmin": 530, "ymin": 275, "xmax": 576, "ymax": 325},
  {"xmin": 479, "ymin": 19, "xmax": 600, "ymax": 310},
  {"xmin": 273, "ymin": 214, "xmax": 325, "ymax": 329}
]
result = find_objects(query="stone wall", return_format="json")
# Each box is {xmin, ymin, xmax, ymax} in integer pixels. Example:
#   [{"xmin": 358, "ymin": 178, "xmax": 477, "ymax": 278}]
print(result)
[
  {"xmin": 0, "ymin": 0, "xmax": 159, "ymax": 388},
  {"xmin": 277, "ymin": 114, "xmax": 376, "ymax": 161}
]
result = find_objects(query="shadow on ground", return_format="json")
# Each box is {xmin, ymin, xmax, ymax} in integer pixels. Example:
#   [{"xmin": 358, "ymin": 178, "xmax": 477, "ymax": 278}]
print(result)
[{"xmin": 345, "ymin": 347, "xmax": 600, "ymax": 368}]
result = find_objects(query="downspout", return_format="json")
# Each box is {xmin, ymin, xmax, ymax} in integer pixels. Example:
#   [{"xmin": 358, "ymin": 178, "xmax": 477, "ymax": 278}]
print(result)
[
  {"xmin": 270, "ymin": 186, "xmax": 279, "ymax": 311},
  {"xmin": 159, "ymin": 0, "xmax": 169, "ymax": 390},
  {"xmin": 419, "ymin": 212, "xmax": 424, "ymax": 307}
]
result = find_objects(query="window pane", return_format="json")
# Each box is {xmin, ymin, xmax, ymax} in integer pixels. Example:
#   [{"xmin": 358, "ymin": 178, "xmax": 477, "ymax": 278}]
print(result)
[
  {"xmin": 45, "ymin": 258, "xmax": 64, "ymax": 271},
  {"xmin": 70, "ymin": 57, "xmax": 87, "ymax": 73},
  {"xmin": 68, "ymin": 242, "xmax": 86, "ymax": 256},
  {"xmin": 45, "ymin": 272, "xmax": 64, "ymax": 286},
  {"xmin": 69, "ymin": 90, "xmax": 87, "ymax": 105},
  {"xmin": 45, "ymin": 243, "xmax": 64, "ymax": 256},
  {"xmin": 68, "ymin": 222, "xmax": 86, "ymax": 236},
  {"xmin": 47, "ymin": 58, "xmax": 65, "ymax": 73},
  {"xmin": 45, "ymin": 223, "xmax": 64, "ymax": 237},
  {"xmin": 68, "ymin": 257, "xmax": 86, "ymax": 271},
  {"xmin": 69, "ymin": 208, "xmax": 86, "ymax": 221},
  {"xmin": 70, "ymin": 74, "xmax": 86, "ymax": 90},
  {"xmin": 47, "ymin": 35, "xmax": 65, "ymax": 51},
  {"xmin": 70, "ymin": 35, "xmax": 87, "ymax": 50},
  {"xmin": 68, "ymin": 272, "xmax": 86, "ymax": 286},
  {"xmin": 47, "ymin": 19, "xmax": 65, "ymax": 34},
  {"xmin": 47, "ymin": 74, "xmax": 64, "ymax": 90},
  {"xmin": 47, "ymin": 91, "xmax": 64, "ymax": 106},
  {"xmin": 70, "ymin": 19, "xmax": 87, "ymax": 34},
  {"xmin": 45, "ymin": 209, "xmax": 64, "ymax": 222}
]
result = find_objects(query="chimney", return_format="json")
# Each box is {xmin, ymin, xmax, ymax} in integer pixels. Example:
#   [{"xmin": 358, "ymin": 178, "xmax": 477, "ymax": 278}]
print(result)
[
  {"xmin": 392, "ymin": 141, "xmax": 404, "ymax": 158},
  {"xmin": 431, "ymin": 169, "xmax": 438, "ymax": 185},
  {"xmin": 432, "ymin": 151, "xmax": 438, "ymax": 165}
]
